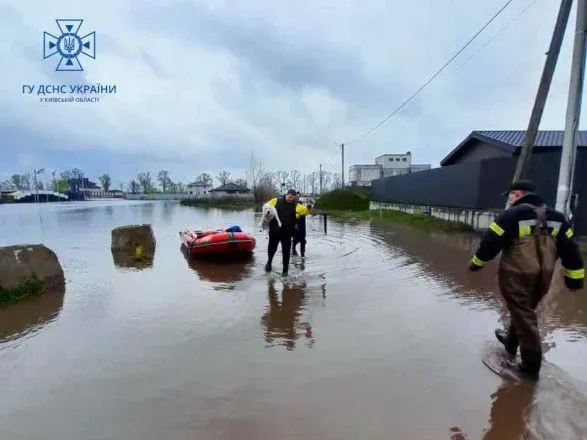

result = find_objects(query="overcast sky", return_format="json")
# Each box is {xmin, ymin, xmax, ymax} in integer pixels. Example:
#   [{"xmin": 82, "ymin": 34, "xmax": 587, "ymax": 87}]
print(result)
[{"xmin": 0, "ymin": 0, "xmax": 584, "ymax": 188}]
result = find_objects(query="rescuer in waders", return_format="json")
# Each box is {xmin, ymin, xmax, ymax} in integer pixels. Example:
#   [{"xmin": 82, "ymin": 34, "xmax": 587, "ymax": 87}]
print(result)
[
  {"xmin": 265, "ymin": 189, "xmax": 298, "ymax": 276},
  {"xmin": 292, "ymin": 194, "xmax": 312, "ymax": 258},
  {"xmin": 469, "ymin": 179, "xmax": 584, "ymax": 380}
]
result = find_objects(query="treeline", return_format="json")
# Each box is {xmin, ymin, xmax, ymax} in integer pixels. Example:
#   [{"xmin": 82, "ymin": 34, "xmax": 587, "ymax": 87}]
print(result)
[{"xmin": 2, "ymin": 154, "xmax": 343, "ymax": 202}]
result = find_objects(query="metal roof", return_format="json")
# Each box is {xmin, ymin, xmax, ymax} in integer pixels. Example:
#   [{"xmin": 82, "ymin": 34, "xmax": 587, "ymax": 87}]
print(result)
[
  {"xmin": 475, "ymin": 130, "xmax": 587, "ymax": 147},
  {"xmin": 440, "ymin": 130, "xmax": 587, "ymax": 166}
]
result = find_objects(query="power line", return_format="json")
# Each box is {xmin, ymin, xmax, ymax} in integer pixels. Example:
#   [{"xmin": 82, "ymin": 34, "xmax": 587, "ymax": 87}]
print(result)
[
  {"xmin": 454, "ymin": 0, "xmax": 540, "ymax": 73},
  {"xmin": 321, "ymin": 145, "xmax": 341, "ymax": 168},
  {"xmin": 343, "ymin": 0, "xmax": 515, "ymax": 147}
]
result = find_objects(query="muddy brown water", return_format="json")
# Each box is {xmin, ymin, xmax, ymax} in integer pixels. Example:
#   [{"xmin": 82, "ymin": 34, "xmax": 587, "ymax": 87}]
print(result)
[{"xmin": 1, "ymin": 200, "xmax": 587, "ymax": 439}]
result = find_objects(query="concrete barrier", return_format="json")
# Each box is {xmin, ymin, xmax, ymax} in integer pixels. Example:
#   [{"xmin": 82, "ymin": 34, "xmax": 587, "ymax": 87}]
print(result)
[
  {"xmin": 0, "ymin": 245, "xmax": 65, "ymax": 302},
  {"xmin": 111, "ymin": 224, "xmax": 156, "ymax": 252},
  {"xmin": 111, "ymin": 224, "xmax": 156, "ymax": 270}
]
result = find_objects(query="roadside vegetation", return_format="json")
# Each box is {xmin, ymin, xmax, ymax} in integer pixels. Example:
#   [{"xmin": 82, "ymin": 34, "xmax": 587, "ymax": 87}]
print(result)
[{"xmin": 314, "ymin": 188, "xmax": 473, "ymax": 233}]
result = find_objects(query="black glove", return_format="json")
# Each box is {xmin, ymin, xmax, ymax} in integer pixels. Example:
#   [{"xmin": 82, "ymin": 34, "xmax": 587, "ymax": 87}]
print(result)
[
  {"xmin": 469, "ymin": 263, "xmax": 482, "ymax": 272},
  {"xmin": 565, "ymin": 276, "xmax": 584, "ymax": 291}
]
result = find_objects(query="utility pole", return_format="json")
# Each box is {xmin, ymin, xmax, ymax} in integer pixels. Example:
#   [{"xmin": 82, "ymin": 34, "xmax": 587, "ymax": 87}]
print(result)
[
  {"xmin": 556, "ymin": 0, "xmax": 587, "ymax": 219},
  {"xmin": 508, "ymin": 0, "xmax": 573, "ymax": 208},
  {"xmin": 341, "ymin": 143, "xmax": 345, "ymax": 188},
  {"xmin": 319, "ymin": 163, "xmax": 323, "ymax": 194}
]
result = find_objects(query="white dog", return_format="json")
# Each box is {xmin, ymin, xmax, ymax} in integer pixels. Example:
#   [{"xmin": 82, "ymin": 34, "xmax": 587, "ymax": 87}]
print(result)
[{"xmin": 259, "ymin": 202, "xmax": 281, "ymax": 231}]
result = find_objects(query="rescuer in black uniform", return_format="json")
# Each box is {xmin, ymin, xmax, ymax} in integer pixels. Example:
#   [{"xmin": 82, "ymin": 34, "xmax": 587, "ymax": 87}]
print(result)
[
  {"xmin": 292, "ymin": 192, "xmax": 312, "ymax": 258},
  {"xmin": 265, "ymin": 189, "xmax": 298, "ymax": 276},
  {"xmin": 469, "ymin": 179, "xmax": 584, "ymax": 380}
]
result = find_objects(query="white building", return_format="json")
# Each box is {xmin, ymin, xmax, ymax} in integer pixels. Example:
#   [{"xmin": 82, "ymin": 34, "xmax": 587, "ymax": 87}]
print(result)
[
  {"xmin": 187, "ymin": 181, "xmax": 212, "ymax": 197},
  {"xmin": 375, "ymin": 152, "xmax": 412, "ymax": 177},
  {"xmin": 349, "ymin": 165, "xmax": 383, "ymax": 187},
  {"xmin": 375, "ymin": 151, "xmax": 431, "ymax": 177},
  {"xmin": 349, "ymin": 151, "xmax": 432, "ymax": 187}
]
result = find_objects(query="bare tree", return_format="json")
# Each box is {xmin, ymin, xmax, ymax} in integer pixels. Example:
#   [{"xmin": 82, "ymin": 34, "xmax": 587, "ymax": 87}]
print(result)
[
  {"xmin": 275, "ymin": 170, "xmax": 290, "ymax": 192},
  {"xmin": 128, "ymin": 180, "xmax": 139, "ymax": 194},
  {"xmin": 235, "ymin": 178, "xmax": 248, "ymax": 188},
  {"xmin": 290, "ymin": 169, "xmax": 301, "ymax": 190},
  {"xmin": 176, "ymin": 181, "xmax": 187, "ymax": 193},
  {"xmin": 99, "ymin": 173, "xmax": 112, "ymax": 192},
  {"xmin": 217, "ymin": 170, "xmax": 231, "ymax": 186},
  {"xmin": 245, "ymin": 152, "xmax": 265, "ymax": 202},
  {"xmin": 11, "ymin": 175, "xmax": 23, "ymax": 190},
  {"xmin": 167, "ymin": 181, "xmax": 178, "ymax": 193},
  {"xmin": 332, "ymin": 173, "xmax": 342, "ymax": 190},
  {"xmin": 60, "ymin": 170, "xmax": 73, "ymax": 181},
  {"xmin": 137, "ymin": 171, "xmax": 152, "ymax": 193},
  {"xmin": 256, "ymin": 172, "xmax": 278, "ymax": 202},
  {"xmin": 157, "ymin": 170, "xmax": 170, "ymax": 193},
  {"xmin": 21, "ymin": 174, "xmax": 31, "ymax": 190},
  {"xmin": 71, "ymin": 168, "xmax": 84, "ymax": 181},
  {"xmin": 195, "ymin": 173, "xmax": 213, "ymax": 187},
  {"xmin": 307, "ymin": 172, "xmax": 318, "ymax": 195},
  {"xmin": 321, "ymin": 171, "xmax": 332, "ymax": 193}
]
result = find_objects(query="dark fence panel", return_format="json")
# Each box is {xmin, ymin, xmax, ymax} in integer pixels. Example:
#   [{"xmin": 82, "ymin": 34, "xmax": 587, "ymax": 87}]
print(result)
[
  {"xmin": 522, "ymin": 150, "xmax": 587, "ymax": 235},
  {"xmin": 370, "ymin": 161, "xmax": 482, "ymax": 208},
  {"xmin": 477, "ymin": 157, "xmax": 515, "ymax": 209},
  {"xmin": 371, "ymin": 149, "xmax": 587, "ymax": 235}
]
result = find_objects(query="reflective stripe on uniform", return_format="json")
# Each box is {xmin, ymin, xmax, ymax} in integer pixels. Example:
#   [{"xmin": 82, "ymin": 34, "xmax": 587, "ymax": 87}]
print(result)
[
  {"xmin": 566, "ymin": 228, "xmax": 574, "ymax": 238},
  {"xmin": 489, "ymin": 222, "xmax": 505, "ymax": 236},
  {"xmin": 547, "ymin": 221, "xmax": 562, "ymax": 236},
  {"xmin": 518, "ymin": 219, "xmax": 534, "ymax": 237},
  {"xmin": 471, "ymin": 255, "xmax": 486, "ymax": 267},
  {"xmin": 564, "ymin": 268, "xmax": 584, "ymax": 279},
  {"xmin": 518, "ymin": 219, "xmax": 562, "ymax": 237}
]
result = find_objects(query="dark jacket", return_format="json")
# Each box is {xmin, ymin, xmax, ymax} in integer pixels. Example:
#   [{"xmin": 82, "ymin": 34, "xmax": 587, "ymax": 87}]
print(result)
[
  {"xmin": 267, "ymin": 196, "xmax": 297, "ymax": 234},
  {"xmin": 470, "ymin": 193, "xmax": 584, "ymax": 290},
  {"xmin": 294, "ymin": 203, "xmax": 308, "ymax": 237}
]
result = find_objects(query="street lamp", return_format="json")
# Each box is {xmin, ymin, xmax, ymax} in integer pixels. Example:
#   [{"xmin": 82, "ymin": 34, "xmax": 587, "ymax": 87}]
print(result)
[{"xmin": 33, "ymin": 168, "xmax": 44, "ymax": 203}]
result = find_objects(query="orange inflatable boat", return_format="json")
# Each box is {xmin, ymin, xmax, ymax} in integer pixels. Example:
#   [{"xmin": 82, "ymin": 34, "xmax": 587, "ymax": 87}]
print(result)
[{"xmin": 179, "ymin": 227, "xmax": 256, "ymax": 256}]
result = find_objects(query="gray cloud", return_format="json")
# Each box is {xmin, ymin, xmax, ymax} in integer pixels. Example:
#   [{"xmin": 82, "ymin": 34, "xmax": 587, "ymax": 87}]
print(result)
[{"xmin": 129, "ymin": 1, "xmax": 400, "ymax": 115}]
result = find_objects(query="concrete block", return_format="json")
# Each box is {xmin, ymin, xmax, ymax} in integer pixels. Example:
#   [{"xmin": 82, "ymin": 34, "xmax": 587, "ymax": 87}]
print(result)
[
  {"xmin": 111, "ymin": 224, "xmax": 156, "ymax": 252},
  {"xmin": 0, "ymin": 245, "xmax": 65, "ymax": 301}
]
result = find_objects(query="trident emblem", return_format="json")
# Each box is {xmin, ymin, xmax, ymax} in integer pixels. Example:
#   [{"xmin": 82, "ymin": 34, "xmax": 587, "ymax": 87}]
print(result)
[{"xmin": 43, "ymin": 19, "xmax": 96, "ymax": 72}]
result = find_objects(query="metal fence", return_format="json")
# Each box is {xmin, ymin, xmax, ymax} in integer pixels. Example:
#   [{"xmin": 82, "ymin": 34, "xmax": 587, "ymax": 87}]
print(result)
[
  {"xmin": 371, "ymin": 151, "xmax": 587, "ymax": 235},
  {"xmin": 371, "ymin": 157, "xmax": 514, "ymax": 210}
]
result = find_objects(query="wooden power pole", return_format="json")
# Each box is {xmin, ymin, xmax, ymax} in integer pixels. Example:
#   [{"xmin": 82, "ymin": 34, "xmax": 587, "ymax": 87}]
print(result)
[
  {"xmin": 507, "ymin": 0, "xmax": 573, "ymax": 209},
  {"xmin": 341, "ymin": 143, "xmax": 345, "ymax": 188}
]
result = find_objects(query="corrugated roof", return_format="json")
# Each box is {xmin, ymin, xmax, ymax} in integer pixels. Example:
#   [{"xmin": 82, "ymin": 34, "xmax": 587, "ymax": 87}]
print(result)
[
  {"xmin": 475, "ymin": 130, "xmax": 587, "ymax": 147},
  {"xmin": 210, "ymin": 182, "xmax": 250, "ymax": 192},
  {"xmin": 440, "ymin": 130, "xmax": 587, "ymax": 166}
]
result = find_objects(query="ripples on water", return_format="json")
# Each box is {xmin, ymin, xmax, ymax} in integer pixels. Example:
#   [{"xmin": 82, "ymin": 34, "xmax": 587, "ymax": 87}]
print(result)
[{"xmin": 0, "ymin": 201, "xmax": 587, "ymax": 439}]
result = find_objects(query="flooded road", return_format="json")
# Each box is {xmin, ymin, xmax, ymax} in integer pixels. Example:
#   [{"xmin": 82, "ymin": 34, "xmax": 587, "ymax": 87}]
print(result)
[{"xmin": 1, "ymin": 200, "xmax": 587, "ymax": 439}]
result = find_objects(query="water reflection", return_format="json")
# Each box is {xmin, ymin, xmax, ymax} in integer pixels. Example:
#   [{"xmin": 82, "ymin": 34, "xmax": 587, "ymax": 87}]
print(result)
[
  {"xmin": 482, "ymin": 381, "xmax": 535, "ymax": 439},
  {"xmin": 0, "ymin": 283, "xmax": 65, "ymax": 343},
  {"xmin": 260, "ymin": 279, "xmax": 314, "ymax": 350},
  {"xmin": 111, "ymin": 248, "xmax": 155, "ymax": 270},
  {"xmin": 181, "ymin": 245, "xmax": 255, "ymax": 283}
]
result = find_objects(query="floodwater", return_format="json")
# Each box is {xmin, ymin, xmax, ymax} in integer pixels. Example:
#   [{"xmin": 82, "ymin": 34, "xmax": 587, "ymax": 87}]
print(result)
[{"xmin": 1, "ymin": 200, "xmax": 587, "ymax": 439}]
